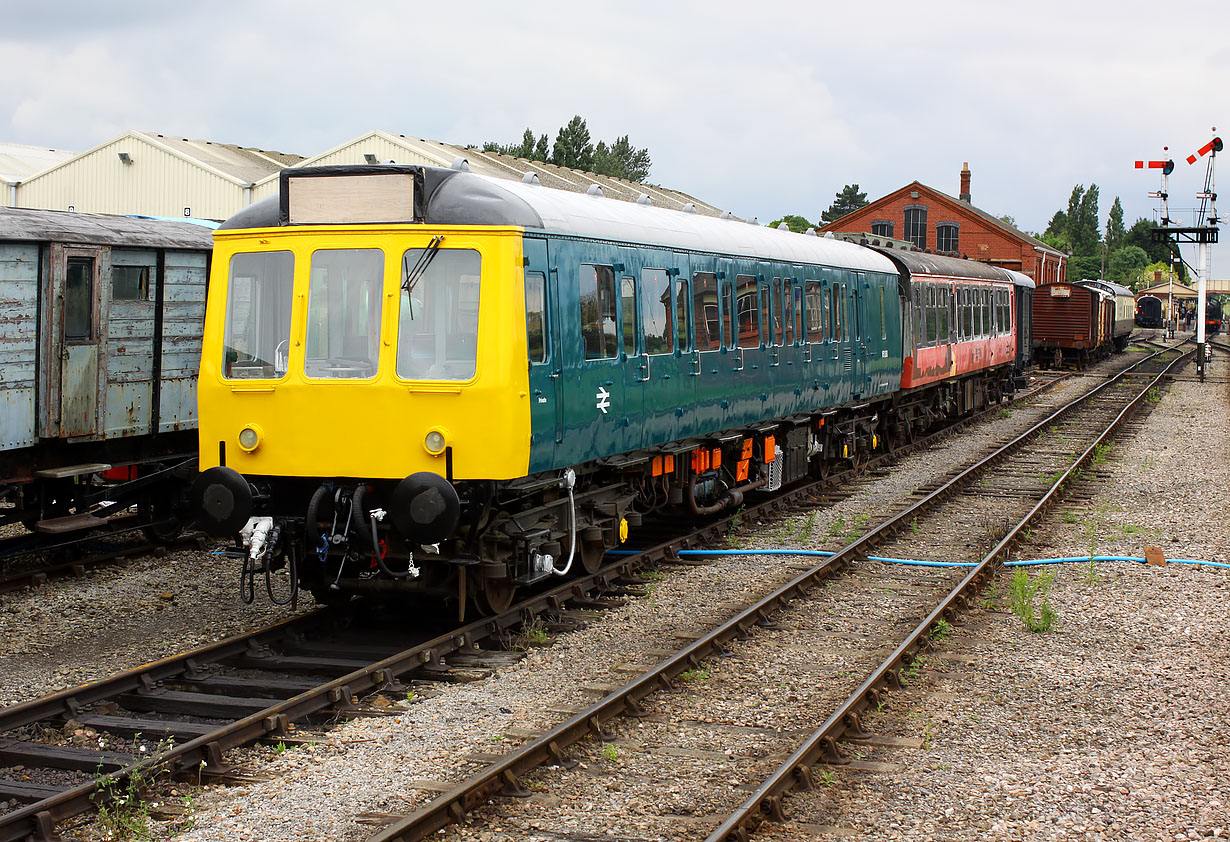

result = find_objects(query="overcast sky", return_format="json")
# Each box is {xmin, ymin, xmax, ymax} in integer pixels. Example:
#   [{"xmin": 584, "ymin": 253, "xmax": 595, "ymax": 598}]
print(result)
[{"xmin": 5, "ymin": 0, "xmax": 1228, "ymax": 274}]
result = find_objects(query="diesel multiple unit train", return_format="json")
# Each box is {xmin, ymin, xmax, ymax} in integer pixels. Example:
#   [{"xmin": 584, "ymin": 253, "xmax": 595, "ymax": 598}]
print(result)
[{"xmin": 187, "ymin": 165, "xmax": 1040, "ymax": 611}]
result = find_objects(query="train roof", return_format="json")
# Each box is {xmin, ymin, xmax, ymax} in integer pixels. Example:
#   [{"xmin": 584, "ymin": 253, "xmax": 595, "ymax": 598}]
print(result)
[
  {"xmin": 1076, "ymin": 279, "xmax": 1133, "ymax": 298},
  {"xmin": 0, "ymin": 206, "xmax": 215, "ymax": 250},
  {"xmin": 223, "ymin": 165, "xmax": 898, "ymax": 275},
  {"xmin": 869, "ymin": 246, "xmax": 1035, "ymax": 288}
]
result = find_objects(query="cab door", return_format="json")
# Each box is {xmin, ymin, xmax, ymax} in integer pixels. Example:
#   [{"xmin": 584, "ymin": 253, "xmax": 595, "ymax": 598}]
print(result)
[
  {"xmin": 51, "ymin": 245, "xmax": 107, "ymax": 438},
  {"xmin": 523, "ymin": 237, "xmax": 559, "ymax": 472}
]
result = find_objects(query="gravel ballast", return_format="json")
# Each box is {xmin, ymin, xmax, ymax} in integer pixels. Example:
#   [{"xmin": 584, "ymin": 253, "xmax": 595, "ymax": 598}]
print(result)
[{"xmin": 3, "ymin": 340, "xmax": 1225, "ymax": 841}]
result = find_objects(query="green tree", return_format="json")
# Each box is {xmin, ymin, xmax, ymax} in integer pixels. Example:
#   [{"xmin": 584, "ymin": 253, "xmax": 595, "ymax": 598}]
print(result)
[
  {"xmin": 592, "ymin": 135, "xmax": 652, "ymax": 182},
  {"xmin": 821, "ymin": 184, "xmax": 869, "ymax": 223},
  {"xmin": 1067, "ymin": 255, "xmax": 1102, "ymax": 282},
  {"xmin": 1106, "ymin": 245, "xmax": 1148, "ymax": 284},
  {"xmin": 768, "ymin": 214, "xmax": 816, "ymax": 233},
  {"xmin": 1135, "ymin": 261, "xmax": 1174, "ymax": 292},
  {"xmin": 552, "ymin": 115, "xmax": 595, "ymax": 171},
  {"xmin": 1124, "ymin": 216, "xmax": 1182, "ymax": 274},
  {"xmin": 1105, "ymin": 197, "xmax": 1126, "ymax": 253},
  {"xmin": 999, "ymin": 214, "xmax": 1018, "ymax": 229},
  {"xmin": 533, "ymin": 133, "xmax": 550, "ymax": 162}
]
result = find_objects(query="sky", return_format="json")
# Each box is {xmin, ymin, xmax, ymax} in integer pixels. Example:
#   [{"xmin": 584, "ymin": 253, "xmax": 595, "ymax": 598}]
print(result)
[{"xmin": 4, "ymin": 0, "xmax": 1229, "ymax": 275}]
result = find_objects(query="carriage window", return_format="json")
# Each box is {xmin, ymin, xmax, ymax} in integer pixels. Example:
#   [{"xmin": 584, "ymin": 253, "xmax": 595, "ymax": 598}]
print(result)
[
  {"xmin": 913, "ymin": 287, "xmax": 923, "ymax": 347},
  {"xmin": 772, "ymin": 278, "xmax": 783, "ymax": 345},
  {"xmin": 621, "ymin": 276, "xmax": 638, "ymax": 357},
  {"xmin": 925, "ymin": 285, "xmax": 937, "ymax": 345},
  {"xmin": 805, "ymin": 281, "xmax": 823, "ymax": 343},
  {"xmin": 723, "ymin": 280, "xmax": 736, "ymax": 349},
  {"xmin": 785, "ymin": 282, "xmax": 797, "ymax": 345},
  {"xmin": 397, "ymin": 248, "xmax": 482, "ymax": 380},
  {"xmin": 879, "ymin": 286, "xmax": 886, "ymax": 340},
  {"xmin": 939, "ymin": 286, "xmax": 950, "ymax": 341},
  {"xmin": 675, "ymin": 276, "xmax": 692, "ymax": 353},
  {"xmin": 736, "ymin": 275, "xmax": 758, "ymax": 349},
  {"xmin": 642, "ymin": 268, "xmax": 672, "ymax": 355},
  {"xmin": 852, "ymin": 286, "xmax": 862, "ymax": 341},
  {"xmin": 831, "ymin": 285, "xmax": 844, "ymax": 342},
  {"xmin": 525, "ymin": 271, "xmax": 547, "ymax": 364},
  {"xmin": 64, "ymin": 257, "xmax": 94, "ymax": 341},
  {"xmin": 223, "ymin": 250, "xmax": 294, "ymax": 379},
  {"xmin": 577, "ymin": 264, "xmax": 617, "ymax": 361},
  {"xmin": 112, "ymin": 265, "xmax": 151, "ymax": 301},
  {"xmin": 306, "ymin": 248, "xmax": 384, "ymax": 380},
  {"xmin": 692, "ymin": 272, "xmax": 719, "ymax": 352}
]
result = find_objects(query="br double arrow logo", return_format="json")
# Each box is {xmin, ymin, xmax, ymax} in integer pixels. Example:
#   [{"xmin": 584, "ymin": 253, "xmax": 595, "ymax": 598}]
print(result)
[{"xmin": 595, "ymin": 386, "xmax": 611, "ymax": 414}]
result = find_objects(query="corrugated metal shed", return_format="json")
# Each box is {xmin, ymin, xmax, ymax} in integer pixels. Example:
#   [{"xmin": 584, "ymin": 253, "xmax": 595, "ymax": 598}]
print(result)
[
  {"xmin": 252, "ymin": 130, "xmax": 728, "ymax": 217},
  {"xmin": 15, "ymin": 131, "xmax": 303, "ymax": 220}
]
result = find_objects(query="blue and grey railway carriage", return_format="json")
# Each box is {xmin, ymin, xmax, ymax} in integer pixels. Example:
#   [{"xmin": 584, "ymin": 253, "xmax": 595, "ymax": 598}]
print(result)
[{"xmin": 0, "ymin": 208, "xmax": 213, "ymax": 536}]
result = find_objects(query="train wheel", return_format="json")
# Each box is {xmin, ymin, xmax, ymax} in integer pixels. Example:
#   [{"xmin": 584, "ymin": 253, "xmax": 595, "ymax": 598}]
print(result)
[
  {"xmin": 139, "ymin": 496, "xmax": 184, "ymax": 543},
  {"xmin": 579, "ymin": 538, "xmax": 606, "ymax": 574},
  {"xmin": 471, "ymin": 572, "xmax": 516, "ymax": 616}
]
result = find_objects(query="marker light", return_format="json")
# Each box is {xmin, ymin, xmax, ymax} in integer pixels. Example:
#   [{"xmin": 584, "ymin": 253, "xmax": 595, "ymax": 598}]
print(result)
[
  {"xmin": 424, "ymin": 429, "xmax": 447, "ymax": 455},
  {"xmin": 238, "ymin": 426, "xmax": 261, "ymax": 452}
]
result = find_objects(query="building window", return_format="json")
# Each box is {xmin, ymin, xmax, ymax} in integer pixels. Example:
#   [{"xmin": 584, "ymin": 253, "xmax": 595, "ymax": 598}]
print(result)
[
  {"xmin": 904, "ymin": 206, "xmax": 928, "ymax": 249},
  {"xmin": 936, "ymin": 223, "xmax": 959, "ymax": 253},
  {"xmin": 871, "ymin": 220, "xmax": 894, "ymax": 238}
]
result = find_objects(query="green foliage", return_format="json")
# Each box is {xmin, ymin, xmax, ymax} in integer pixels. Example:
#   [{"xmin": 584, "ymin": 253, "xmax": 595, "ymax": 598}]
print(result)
[
  {"xmin": 92, "ymin": 736, "xmax": 176, "ymax": 841},
  {"xmin": 820, "ymin": 184, "xmax": 869, "ymax": 223},
  {"xmin": 485, "ymin": 117, "xmax": 651, "ymax": 182},
  {"xmin": 680, "ymin": 665, "xmax": 711, "ymax": 682},
  {"xmin": 999, "ymin": 214, "xmax": 1018, "ymax": 229},
  {"xmin": 1125, "ymin": 217, "xmax": 1183, "ymax": 273},
  {"xmin": 1009, "ymin": 569, "xmax": 1056, "ymax": 632},
  {"xmin": 600, "ymin": 742, "xmax": 619, "ymax": 762},
  {"xmin": 768, "ymin": 214, "xmax": 817, "ymax": 233},
  {"xmin": 1066, "ymin": 255, "xmax": 1102, "ymax": 283},
  {"xmin": 1105, "ymin": 197, "xmax": 1126, "ymax": 253},
  {"xmin": 930, "ymin": 618, "xmax": 952, "ymax": 640},
  {"xmin": 1107, "ymin": 246, "xmax": 1149, "ymax": 284}
]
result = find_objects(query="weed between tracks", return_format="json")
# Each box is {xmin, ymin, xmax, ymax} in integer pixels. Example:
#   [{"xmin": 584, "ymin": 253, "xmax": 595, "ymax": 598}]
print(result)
[{"xmin": 1009, "ymin": 569, "xmax": 1057, "ymax": 633}]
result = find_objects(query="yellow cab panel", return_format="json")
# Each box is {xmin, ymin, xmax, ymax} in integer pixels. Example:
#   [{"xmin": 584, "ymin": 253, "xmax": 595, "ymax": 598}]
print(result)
[{"xmin": 197, "ymin": 224, "xmax": 532, "ymax": 481}]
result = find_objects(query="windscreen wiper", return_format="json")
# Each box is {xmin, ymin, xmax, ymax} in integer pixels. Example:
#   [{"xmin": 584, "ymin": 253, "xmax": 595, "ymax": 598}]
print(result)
[{"xmin": 402, "ymin": 235, "xmax": 444, "ymax": 298}]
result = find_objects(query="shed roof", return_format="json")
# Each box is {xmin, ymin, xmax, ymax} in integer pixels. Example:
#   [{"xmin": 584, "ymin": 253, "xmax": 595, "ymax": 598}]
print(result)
[
  {"xmin": 0, "ymin": 142, "xmax": 76, "ymax": 185},
  {"xmin": 0, "ymin": 206, "xmax": 216, "ymax": 250}
]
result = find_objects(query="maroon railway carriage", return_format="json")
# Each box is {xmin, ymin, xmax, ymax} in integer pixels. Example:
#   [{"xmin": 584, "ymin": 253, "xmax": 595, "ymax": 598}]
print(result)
[{"xmin": 1032, "ymin": 281, "xmax": 1113, "ymax": 369}]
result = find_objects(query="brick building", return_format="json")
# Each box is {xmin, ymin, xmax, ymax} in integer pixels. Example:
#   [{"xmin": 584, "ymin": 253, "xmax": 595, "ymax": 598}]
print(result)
[{"xmin": 820, "ymin": 164, "xmax": 1066, "ymax": 285}]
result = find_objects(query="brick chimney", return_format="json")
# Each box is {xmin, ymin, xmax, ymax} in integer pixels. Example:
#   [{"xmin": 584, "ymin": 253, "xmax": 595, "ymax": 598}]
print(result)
[{"xmin": 959, "ymin": 162, "xmax": 971, "ymax": 203}]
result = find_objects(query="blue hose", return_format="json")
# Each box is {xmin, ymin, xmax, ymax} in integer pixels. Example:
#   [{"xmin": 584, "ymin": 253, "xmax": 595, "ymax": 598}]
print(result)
[{"xmin": 609, "ymin": 547, "xmax": 1230, "ymax": 570}]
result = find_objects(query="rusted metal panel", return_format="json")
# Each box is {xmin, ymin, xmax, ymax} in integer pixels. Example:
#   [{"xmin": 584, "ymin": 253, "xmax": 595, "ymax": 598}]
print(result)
[
  {"xmin": 0, "ymin": 243, "xmax": 39, "ymax": 450},
  {"xmin": 159, "ymin": 252, "xmax": 207, "ymax": 431},
  {"xmin": 158, "ymin": 377, "xmax": 197, "ymax": 432},
  {"xmin": 104, "ymin": 381, "xmax": 151, "ymax": 437}
]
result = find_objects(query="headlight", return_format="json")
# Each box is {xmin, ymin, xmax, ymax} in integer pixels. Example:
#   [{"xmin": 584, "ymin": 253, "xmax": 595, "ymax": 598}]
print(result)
[
  {"xmin": 424, "ymin": 429, "xmax": 448, "ymax": 456},
  {"xmin": 238, "ymin": 426, "xmax": 261, "ymax": 452}
]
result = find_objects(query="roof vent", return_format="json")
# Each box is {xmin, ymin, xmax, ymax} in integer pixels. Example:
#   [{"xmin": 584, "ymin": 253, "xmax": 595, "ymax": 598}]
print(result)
[
  {"xmin": 823, "ymin": 231, "xmax": 836, "ymax": 239},
  {"xmin": 587, "ymin": 184, "xmax": 604, "ymax": 197},
  {"xmin": 637, "ymin": 193, "xmax": 653, "ymax": 205},
  {"xmin": 682, "ymin": 202, "xmax": 697, "ymax": 214},
  {"xmin": 747, "ymin": 216, "xmax": 758, "ymax": 225},
  {"xmin": 805, "ymin": 228, "xmax": 817, "ymax": 236},
  {"xmin": 363, "ymin": 153, "xmax": 379, "ymax": 165},
  {"xmin": 776, "ymin": 222, "xmax": 790, "ymax": 231},
  {"xmin": 521, "ymin": 172, "xmax": 540, "ymax": 185},
  {"xmin": 451, "ymin": 157, "xmax": 470, "ymax": 171},
  {"xmin": 720, "ymin": 211, "xmax": 735, "ymax": 220}
]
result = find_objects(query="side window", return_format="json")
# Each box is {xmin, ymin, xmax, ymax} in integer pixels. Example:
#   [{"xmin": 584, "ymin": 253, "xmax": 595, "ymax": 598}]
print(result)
[
  {"xmin": 642, "ymin": 268, "xmax": 672, "ymax": 355},
  {"xmin": 579, "ymin": 264, "xmax": 617, "ymax": 360},
  {"xmin": 878, "ymin": 286, "xmax": 886, "ymax": 340},
  {"xmin": 805, "ymin": 281, "xmax": 823, "ymax": 343},
  {"xmin": 723, "ymin": 279, "xmax": 736, "ymax": 349},
  {"xmin": 111, "ymin": 251, "xmax": 153, "ymax": 301},
  {"xmin": 736, "ymin": 274, "xmax": 758, "ymax": 349},
  {"xmin": 851, "ymin": 286, "xmax": 861, "ymax": 342},
  {"xmin": 785, "ymin": 282, "xmax": 797, "ymax": 346},
  {"xmin": 772, "ymin": 278, "xmax": 783, "ymax": 345},
  {"xmin": 941, "ymin": 286, "xmax": 951, "ymax": 340},
  {"xmin": 675, "ymin": 276, "xmax": 692, "ymax": 353},
  {"xmin": 525, "ymin": 271, "xmax": 547, "ymax": 364},
  {"xmin": 65, "ymin": 257, "xmax": 94, "ymax": 341},
  {"xmin": 925, "ymin": 285, "xmax": 937, "ymax": 345},
  {"xmin": 693, "ymin": 272, "xmax": 718, "ymax": 351},
  {"xmin": 621, "ymin": 275, "xmax": 638, "ymax": 358}
]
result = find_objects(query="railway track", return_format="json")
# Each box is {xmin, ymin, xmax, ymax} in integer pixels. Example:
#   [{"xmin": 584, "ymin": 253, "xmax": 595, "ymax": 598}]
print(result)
[
  {"xmin": 0, "ymin": 347, "xmax": 1166, "ymax": 842},
  {"xmin": 352, "ymin": 344, "xmax": 1190, "ymax": 841}
]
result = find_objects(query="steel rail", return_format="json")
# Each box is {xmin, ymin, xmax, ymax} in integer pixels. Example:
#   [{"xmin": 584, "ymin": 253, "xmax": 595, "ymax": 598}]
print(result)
[
  {"xmin": 706, "ymin": 347, "xmax": 1193, "ymax": 841},
  {"xmin": 363, "ymin": 347, "xmax": 1189, "ymax": 841}
]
